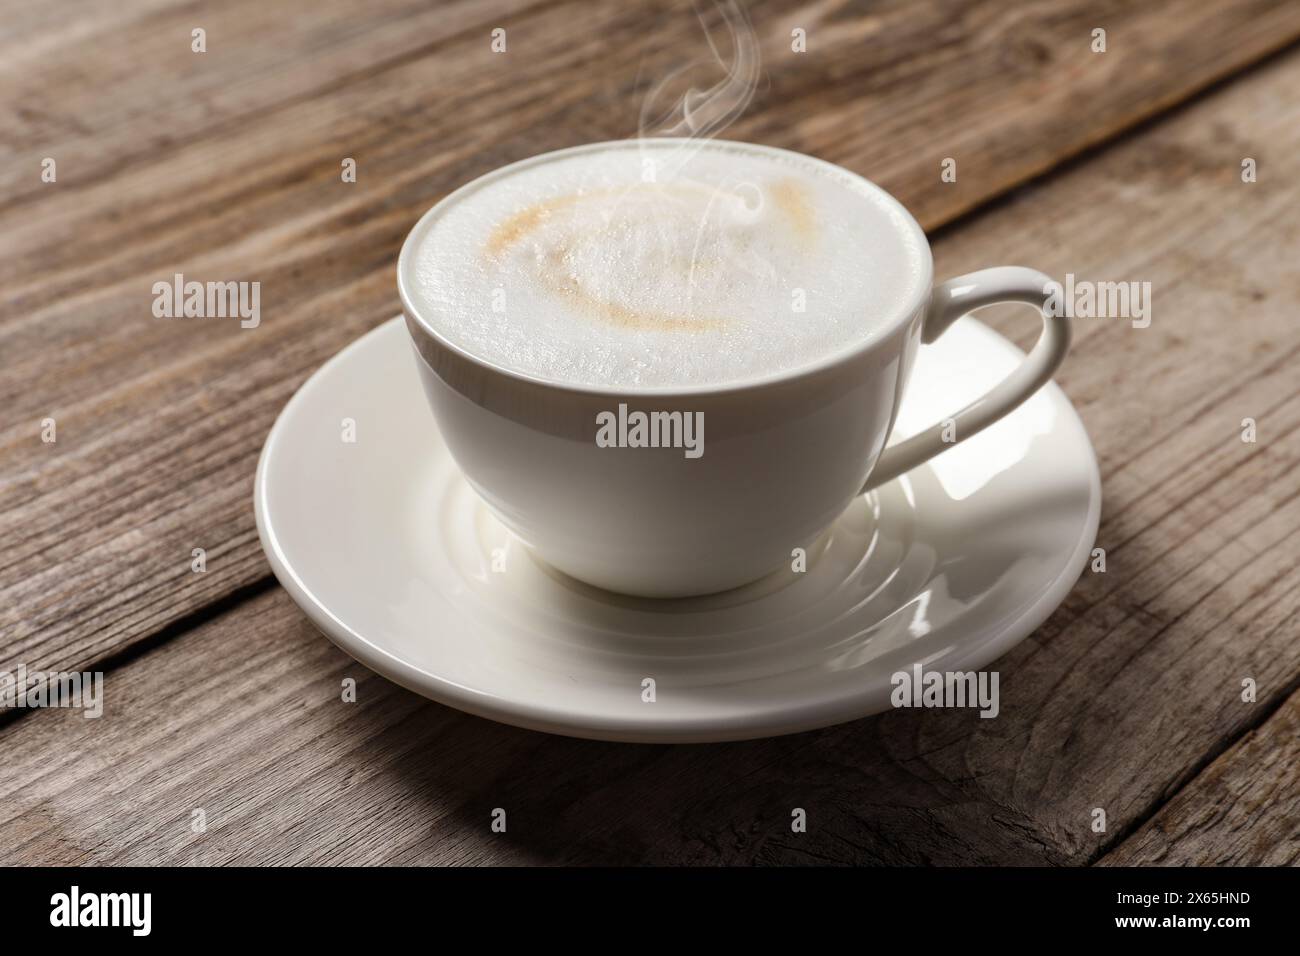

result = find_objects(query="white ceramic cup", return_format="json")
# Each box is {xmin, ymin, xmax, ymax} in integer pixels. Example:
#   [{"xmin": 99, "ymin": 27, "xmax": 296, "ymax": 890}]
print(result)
[{"xmin": 398, "ymin": 140, "xmax": 1069, "ymax": 597}]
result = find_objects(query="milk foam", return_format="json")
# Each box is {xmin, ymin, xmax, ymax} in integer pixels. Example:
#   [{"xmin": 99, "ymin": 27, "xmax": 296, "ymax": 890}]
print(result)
[{"xmin": 407, "ymin": 141, "xmax": 927, "ymax": 388}]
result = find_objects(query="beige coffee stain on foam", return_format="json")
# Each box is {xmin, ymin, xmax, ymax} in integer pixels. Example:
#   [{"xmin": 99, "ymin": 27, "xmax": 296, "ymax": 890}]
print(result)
[
  {"xmin": 483, "ymin": 179, "xmax": 817, "ymax": 333},
  {"xmin": 545, "ymin": 272, "xmax": 726, "ymax": 333},
  {"xmin": 485, "ymin": 193, "xmax": 583, "ymax": 257},
  {"xmin": 484, "ymin": 183, "xmax": 736, "ymax": 333},
  {"xmin": 771, "ymin": 178, "xmax": 814, "ymax": 239}
]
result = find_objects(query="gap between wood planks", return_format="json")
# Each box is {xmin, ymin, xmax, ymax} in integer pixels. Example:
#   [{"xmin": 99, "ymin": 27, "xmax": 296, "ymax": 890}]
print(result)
[
  {"xmin": 1091, "ymin": 661, "xmax": 1300, "ymax": 865},
  {"xmin": 0, "ymin": 576, "xmax": 277, "ymax": 738}
]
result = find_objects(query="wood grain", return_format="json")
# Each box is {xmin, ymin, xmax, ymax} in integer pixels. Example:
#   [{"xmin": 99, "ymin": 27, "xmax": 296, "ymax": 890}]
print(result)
[
  {"xmin": 5, "ymin": 0, "xmax": 1300, "ymax": 683},
  {"xmin": 0, "ymin": 0, "xmax": 544, "ymax": 204},
  {"xmin": 2, "ymin": 28, "xmax": 1297, "ymax": 864},
  {"xmin": 1099, "ymin": 688, "xmax": 1300, "ymax": 866},
  {"xmin": 0, "ymin": 587, "xmax": 1079, "ymax": 865}
]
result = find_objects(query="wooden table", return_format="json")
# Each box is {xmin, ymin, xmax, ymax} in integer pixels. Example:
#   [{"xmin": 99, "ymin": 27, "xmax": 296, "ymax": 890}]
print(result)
[{"xmin": 3, "ymin": 0, "xmax": 1298, "ymax": 865}]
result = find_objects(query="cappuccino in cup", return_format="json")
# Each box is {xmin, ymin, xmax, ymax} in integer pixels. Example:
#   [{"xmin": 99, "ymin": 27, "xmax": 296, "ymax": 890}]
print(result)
[
  {"xmin": 399, "ymin": 139, "xmax": 1068, "ymax": 597},
  {"xmin": 405, "ymin": 140, "xmax": 928, "ymax": 389}
]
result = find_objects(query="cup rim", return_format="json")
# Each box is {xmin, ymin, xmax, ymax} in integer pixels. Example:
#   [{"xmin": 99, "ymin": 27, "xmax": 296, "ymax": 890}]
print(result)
[{"xmin": 396, "ymin": 138, "xmax": 935, "ymax": 398}]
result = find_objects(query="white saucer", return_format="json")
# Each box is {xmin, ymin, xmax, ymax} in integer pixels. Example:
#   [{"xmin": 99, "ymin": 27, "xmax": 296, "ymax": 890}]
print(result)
[{"xmin": 255, "ymin": 317, "xmax": 1100, "ymax": 743}]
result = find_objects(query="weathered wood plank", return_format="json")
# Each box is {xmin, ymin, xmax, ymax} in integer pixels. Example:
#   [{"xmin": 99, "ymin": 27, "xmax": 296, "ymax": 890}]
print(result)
[
  {"xmin": 2, "ymin": 38, "xmax": 1297, "ymax": 865},
  {"xmin": 0, "ymin": 0, "xmax": 545, "ymax": 203},
  {"xmin": 0, "ymin": 587, "xmax": 1062, "ymax": 865},
  {"xmin": 918, "ymin": 47, "xmax": 1300, "ymax": 863},
  {"xmin": 4, "ymin": 0, "xmax": 1300, "ymax": 684},
  {"xmin": 1098, "ymin": 688, "xmax": 1300, "ymax": 866}
]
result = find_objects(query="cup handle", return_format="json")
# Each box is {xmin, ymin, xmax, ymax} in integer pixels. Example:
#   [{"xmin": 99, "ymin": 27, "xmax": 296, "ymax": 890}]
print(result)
[{"xmin": 862, "ymin": 266, "xmax": 1070, "ymax": 492}]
